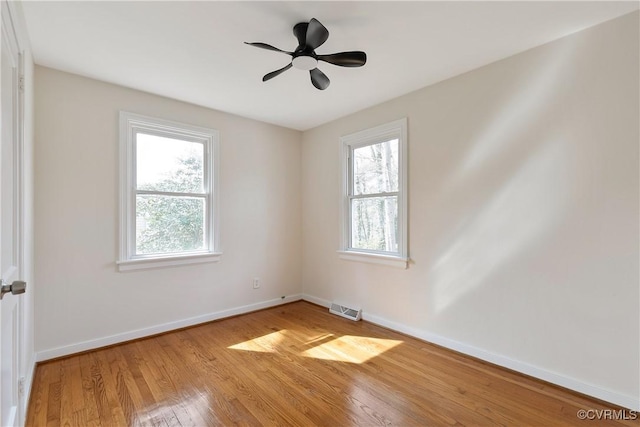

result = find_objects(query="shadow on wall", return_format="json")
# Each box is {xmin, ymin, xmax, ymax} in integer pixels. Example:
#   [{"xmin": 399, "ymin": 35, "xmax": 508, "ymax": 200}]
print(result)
[{"xmin": 427, "ymin": 32, "xmax": 579, "ymax": 314}]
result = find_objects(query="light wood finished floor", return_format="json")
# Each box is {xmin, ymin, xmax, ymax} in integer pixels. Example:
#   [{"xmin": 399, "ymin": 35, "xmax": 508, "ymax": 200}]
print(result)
[{"xmin": 27, "ymin": 301, "xmax": 637, "ymax": 426}]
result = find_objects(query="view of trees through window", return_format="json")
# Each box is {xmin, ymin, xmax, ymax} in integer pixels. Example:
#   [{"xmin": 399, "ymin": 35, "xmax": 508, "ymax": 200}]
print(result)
[
  {"xmin": 351, "ymin": 138, "xmax": 399, "ymax": 252},
  {"xmin": 135, "ymin": 134, "xmax": 207, "ymax": 255}
]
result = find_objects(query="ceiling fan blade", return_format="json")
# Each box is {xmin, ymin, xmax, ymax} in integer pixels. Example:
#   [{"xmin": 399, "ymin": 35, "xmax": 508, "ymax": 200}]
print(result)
[
  {"xmin": 317, "ymin": 51, "xmax": 367, "ymax": 67},
  {"xmin": 305, "ymin": 18, "xmax": 329, "ymax": 50},
  {"xmin": 263, "ymin": 63, "xmax": 293, "ymax": 82},
  {"xmin": 293, "ymin": 22, "xmax": 308, "ymax": 49},
  {"xmin": 244, "ymin": 42, "xmax": 292, "ymax": 55},
  {"xmin": 310, "ymin": 68, "xmax": 330, "ymax": 90}
]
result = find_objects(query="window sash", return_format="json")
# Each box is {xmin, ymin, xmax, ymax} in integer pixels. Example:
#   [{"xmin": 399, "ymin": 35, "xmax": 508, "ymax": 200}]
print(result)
[
  {"xmin": 348, "ymin": 151, "xmax": 400, "ymax": 253},
  {"xmin": 347, "ymin": 140, "xmax": 401, "ymax": 255},
  {"xmin": 136, "ymin": 189, "xmax": 208, "ymax": 198},
  {"xmin": 351, "ymin": 138, "xmax": 399, "ymax": 197},
  {"xmin": 134, "ymin": 194, "xmax": 208, "ymax": 256},
  {"xmin": 349, "ymin": 195, "xmax": 399, "ymax": 254},
  {"xmin": 349, "ymin": 191, "xmax": 399, "ymax": 200},
  {"xmin": 134, "ymin": 132, "xmax": 207, "ymax": 194}
]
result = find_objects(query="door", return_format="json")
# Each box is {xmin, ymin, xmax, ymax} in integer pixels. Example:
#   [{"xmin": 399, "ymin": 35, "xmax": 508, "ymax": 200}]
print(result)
[{"xmin": 0, "ymin": 1, "xmax": 24, "ymax": 425}]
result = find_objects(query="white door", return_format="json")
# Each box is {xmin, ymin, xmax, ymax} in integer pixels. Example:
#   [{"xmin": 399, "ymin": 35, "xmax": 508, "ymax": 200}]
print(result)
[{"xmin": 0, "ymin": 1, "xmax": 24, "ymax": 426}]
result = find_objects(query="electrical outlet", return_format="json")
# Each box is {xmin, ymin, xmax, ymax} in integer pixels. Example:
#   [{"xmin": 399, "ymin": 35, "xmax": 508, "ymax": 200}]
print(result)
[{"xmin": 253, "ymin": 277, "xmax": 260, "ymax": 289}]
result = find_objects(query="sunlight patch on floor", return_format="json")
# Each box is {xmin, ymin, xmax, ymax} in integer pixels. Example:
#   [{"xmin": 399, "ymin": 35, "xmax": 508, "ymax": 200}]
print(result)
[
  {"xmin": 301, "ymin": 335, "xmax": 403, "ymax": 364},
  {"xmin": 227, "ymin": 330, "xmax": 288, "ymax": 353},
  {"xmin": 228, "ymin": 331, "xmax": 403, "ymax": 364}
]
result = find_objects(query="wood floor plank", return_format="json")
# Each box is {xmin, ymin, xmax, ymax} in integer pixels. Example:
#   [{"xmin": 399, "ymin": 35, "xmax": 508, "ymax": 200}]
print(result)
[
  {"xmin": 27, "ymin": 301, "xmax": 639, "ymax": 426},
  {"xmin": 45, "ymin": 382, "xmax": 61, "ymax": 427},
  {"xmin": 77, "ymin": 353, "xmax": 102, "ymax": 425},
  {"xmin": 26, "ymin": 361, "xmax": 51, "ymax": 427},
  {"xmin": 86, "ymin": 352, "xmax": 119, "ymax": 426},
  {"xmin": 58, "ymin": 359, "xmax": 75, "ymax": 427},
  {"xmin": 117, "ymin": 342, "xmax": 159, "ymax": 425},
  {"xmin": 128, "ymin": 340, "xmax": 184, "ymax": 426},
  {"xmin": 175, "ymin": 330, "xmax": 264, "ymax": 426},
  {"xmin": 152, "ymin": 333, "xmax": 226, "ymax": 426}
]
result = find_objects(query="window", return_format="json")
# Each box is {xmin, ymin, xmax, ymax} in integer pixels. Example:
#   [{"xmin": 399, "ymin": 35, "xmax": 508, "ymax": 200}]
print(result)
[
  {"xmin": 339, "ymin": 118, "xmax": 408, "ymax": 268},
  {"xmin": 118, "ymin": 112, "xmax": 220, "ymax": 271}
]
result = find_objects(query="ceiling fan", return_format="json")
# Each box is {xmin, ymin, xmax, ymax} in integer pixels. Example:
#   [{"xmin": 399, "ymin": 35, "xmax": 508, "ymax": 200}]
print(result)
[{"xmin": 245, "ymin": 18, "xmax": 367, "ymax": 90}]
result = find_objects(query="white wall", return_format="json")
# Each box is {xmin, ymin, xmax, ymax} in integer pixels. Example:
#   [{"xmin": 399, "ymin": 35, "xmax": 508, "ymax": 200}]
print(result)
[
  {"xmin": 301, "ymin": 12, "xmax": 639, "ymax": 409},
  {"xmin": 34, "ymin": 67, "xmax": 302, "ymax": 358}
]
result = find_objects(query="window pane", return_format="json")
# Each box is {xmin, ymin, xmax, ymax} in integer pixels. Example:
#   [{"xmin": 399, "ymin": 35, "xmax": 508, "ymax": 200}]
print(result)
[
  {"xmin": 136, "ymin": 133, "xmax": 204, "ymax": 193},
  {"xmin": 136, "ymin": 195, "xmax": 205, "ymax": 255},
  {"xmin": 351, "ymin": 196, "xmax": 398, "ymax": 252},
  {"xmin": 353, "ymin": 139, "xmax": 398, "ymax": 196}
]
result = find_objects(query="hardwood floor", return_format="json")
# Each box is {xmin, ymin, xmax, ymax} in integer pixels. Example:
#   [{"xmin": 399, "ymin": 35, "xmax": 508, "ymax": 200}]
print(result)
[{"xmin": 27, "ymin": 301, "xmax": 637, "ymax": 426}]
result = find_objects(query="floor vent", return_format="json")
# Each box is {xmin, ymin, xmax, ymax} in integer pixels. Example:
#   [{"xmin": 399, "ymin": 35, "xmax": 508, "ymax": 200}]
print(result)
[{"xmin": 329, "ymin": 303, "xmax": 362, "ymax": 321}]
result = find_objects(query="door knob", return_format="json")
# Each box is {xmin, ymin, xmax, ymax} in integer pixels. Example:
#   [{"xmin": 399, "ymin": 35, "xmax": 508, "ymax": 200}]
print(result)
[{"xmin": 0, "ymin": 279, "xmax": 26, "ymax": 299}]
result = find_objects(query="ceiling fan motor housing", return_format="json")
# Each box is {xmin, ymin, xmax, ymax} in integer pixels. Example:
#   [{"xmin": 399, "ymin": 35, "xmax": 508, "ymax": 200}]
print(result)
[{"xmin": 292, "ymin": 22, "xmax": 319, "ymax": 70}]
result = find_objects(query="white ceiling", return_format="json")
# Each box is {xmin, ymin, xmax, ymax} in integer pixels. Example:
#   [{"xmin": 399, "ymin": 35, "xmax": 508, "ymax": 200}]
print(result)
[{"xmin": 22, "ymin": 1, "xmax": 638, "ymax": 131}]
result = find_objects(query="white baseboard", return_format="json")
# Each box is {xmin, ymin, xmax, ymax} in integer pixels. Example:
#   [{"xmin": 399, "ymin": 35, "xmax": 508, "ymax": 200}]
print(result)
[
  {"xmin": 301, "ymin": 293, "xmax": 331, "ymax": 308},
  {"xmin": 36, "ymin": 294, "xmax": 302, "ymax": 362},
  {"xmin": 301, "ymin": 293, "xmax": 639, "ymax": 411}
]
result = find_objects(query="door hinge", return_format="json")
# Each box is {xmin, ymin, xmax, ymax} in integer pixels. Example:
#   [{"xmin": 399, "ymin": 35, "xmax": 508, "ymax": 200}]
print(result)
[
  {"xmin": 18, "ymin": 377, "xmax": 25, "ymax": 397},
  {"xmin": 18, "ymin": 75, "xmax": 25, "ymax": 92}
]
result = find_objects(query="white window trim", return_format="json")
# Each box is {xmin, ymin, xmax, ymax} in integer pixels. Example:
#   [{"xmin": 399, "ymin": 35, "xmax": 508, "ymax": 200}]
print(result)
[
  {"xmin": 339, "ymin": 118, "xmax": 409, "ymax": 269},
  {"xmin": 117, "ymin": 112, "xmax": 221, "ymax": 271}
]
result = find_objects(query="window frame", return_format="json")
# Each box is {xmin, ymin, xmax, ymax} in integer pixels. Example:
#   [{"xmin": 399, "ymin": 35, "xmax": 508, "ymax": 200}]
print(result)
[
  {"xmin": 117, "ymin": 112, "xmax": 221, "ymax": 271},
  {"xmin": 339, "ymin": 118, "xmax": 409, "ymax": 269}
]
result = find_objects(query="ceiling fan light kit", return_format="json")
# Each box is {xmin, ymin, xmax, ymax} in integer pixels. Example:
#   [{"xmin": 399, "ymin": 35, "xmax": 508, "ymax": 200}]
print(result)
[
  {"xmin": 292, "ymin": 55, "xmax": 317, "ymax": 71},
  {"xmin": 245, "ymin": 18, "xmax": 367, "ymax": 90}
]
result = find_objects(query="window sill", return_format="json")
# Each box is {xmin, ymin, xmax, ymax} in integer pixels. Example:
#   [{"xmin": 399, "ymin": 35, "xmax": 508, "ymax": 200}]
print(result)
[
  {"xmin": 117, "ymin": 252, "xmax": 222, "ymax": 272},
  {"xmin": 337, "ymin": 250, "xmax": 409, "ymax": 269}
]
